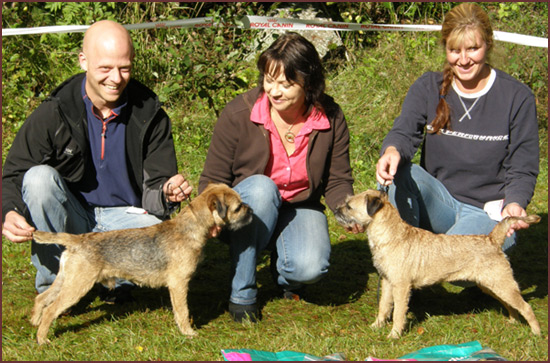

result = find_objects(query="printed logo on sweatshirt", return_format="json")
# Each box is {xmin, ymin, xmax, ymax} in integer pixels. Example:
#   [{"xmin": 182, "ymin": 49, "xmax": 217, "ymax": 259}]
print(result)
[{"xmin": 427, "ymin": 125, "xmax": 509, "ymax": 141}]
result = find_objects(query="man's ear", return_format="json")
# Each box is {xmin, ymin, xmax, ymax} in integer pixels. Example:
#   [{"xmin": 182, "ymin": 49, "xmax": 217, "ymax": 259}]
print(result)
[
  {"xmin": 366, "ymin": 195, "xmax": 384, "ymax": 217},
  {"xmin": 79, "ymin": 52, "xmax": 88, "ymax": 71}
]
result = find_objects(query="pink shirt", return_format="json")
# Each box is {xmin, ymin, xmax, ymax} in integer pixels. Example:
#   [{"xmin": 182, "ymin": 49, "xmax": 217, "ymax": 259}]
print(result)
[{"xmin": 250, "ymin": 93, "xmax": 330, "ymax": 201}]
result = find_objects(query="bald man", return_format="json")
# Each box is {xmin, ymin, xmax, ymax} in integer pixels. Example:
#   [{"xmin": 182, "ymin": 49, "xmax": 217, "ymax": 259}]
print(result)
[{"xmin": 2, "ymin": 20, "xmax": 191, "ymax": 302}]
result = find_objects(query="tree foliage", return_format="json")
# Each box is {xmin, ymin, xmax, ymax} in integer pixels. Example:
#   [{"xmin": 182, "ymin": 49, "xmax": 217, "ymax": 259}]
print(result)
[{"xmin": 2, "ymin": 2, "xmax": 547, "ymax": 139}]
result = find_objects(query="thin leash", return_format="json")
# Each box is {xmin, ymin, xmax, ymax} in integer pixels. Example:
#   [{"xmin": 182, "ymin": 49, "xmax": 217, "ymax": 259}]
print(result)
[
  {"xmin": 375, "ymin": 183, "xmax": 390, "ymax": 305},
  {"xmin": 167, "ymin": 182, "xmax": 193, "ymax": 204}
]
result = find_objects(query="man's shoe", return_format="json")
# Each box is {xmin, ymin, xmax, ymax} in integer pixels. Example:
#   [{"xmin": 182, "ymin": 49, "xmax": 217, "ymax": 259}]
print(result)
[{"xmin": 228, "ymin": 302, "xmax": 259, "ymax": 323}]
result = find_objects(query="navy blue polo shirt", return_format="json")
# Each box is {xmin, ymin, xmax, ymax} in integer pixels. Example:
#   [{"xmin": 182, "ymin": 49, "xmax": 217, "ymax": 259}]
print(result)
[{"xmin": 79, "ymin": 77, "xmax": 140, "ymax": 207}]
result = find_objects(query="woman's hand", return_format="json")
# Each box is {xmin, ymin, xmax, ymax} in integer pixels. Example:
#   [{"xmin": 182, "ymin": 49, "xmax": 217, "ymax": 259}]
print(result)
[
  {"xmin": 345, "ymin": 223, "xmax": 365, "ymax": 234},
  {"xmin": 501, "ymin": 202, "xmax": 530, "ymax": 237},
  {"xmin": 376, "ymin": 146, "xmax": 401, "ymax": 187}
]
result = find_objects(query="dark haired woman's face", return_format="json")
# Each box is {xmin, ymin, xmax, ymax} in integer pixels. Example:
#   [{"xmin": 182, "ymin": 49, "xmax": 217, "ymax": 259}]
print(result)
[{"xmin": 263, "ymin": 64, "xmax": 306, "ymax": 115}]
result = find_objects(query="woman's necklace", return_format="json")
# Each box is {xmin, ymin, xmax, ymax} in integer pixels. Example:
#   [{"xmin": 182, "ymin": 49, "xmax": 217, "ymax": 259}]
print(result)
[
  {"xmin": 271, "ymin": 107, "xmax": 298, "ymax": 144},
  {"xmin": 284, "ymin": 123, "xmax": 296, "ymax": 143}
]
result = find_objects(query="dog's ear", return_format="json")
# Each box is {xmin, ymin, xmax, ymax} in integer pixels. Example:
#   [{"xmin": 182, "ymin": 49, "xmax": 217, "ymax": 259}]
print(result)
[
  {"xmin": 366, "ymin": 195, "xmax": 384, "ymax": 217},
  {"xmin": 207, "ymin": 193, "xmax": 228, "ymax": 225}
]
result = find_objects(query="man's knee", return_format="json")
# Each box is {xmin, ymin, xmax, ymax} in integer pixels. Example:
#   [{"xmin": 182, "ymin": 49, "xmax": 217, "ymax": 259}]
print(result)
[{"xmin": 22, "ymin": 165, "xmax": 64, "ymax": 203}]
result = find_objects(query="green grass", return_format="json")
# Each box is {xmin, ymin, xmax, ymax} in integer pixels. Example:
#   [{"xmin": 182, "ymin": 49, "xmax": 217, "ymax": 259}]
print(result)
[{"xmin": 2, "ymin": 14, "xmax": 548, "ymax": 363}]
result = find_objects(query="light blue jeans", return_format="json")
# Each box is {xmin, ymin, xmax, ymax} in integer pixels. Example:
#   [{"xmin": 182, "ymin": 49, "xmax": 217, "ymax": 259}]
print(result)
[
  {"xmin": 22, "ymin": 165, "xmax": 162, "ymax": 293},
  {"xmin": 386, "ymin": 163, "xmax": 515, "ymax": 251},
  {"xmin": 228, "ymin": 175, "xmax": 331, "ymax": 305}
]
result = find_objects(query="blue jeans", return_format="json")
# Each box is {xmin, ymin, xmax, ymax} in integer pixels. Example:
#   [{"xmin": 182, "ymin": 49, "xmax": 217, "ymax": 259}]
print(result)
[
  {"xmin": 386, "ymin": 163, "xmax": 515, "ymax": 251},
  {"xmin": 22, "ymin": 165, "xmax": 162, "ymax": 293},
  {"xmin": 228, "ymin": 175, "xmax": 331, "ymax": 305}
]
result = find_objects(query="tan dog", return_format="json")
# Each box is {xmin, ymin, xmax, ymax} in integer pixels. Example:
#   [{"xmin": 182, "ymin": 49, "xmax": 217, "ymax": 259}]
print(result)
[
  {"xmin": 335, "ymin": 189, "xmax": 541, "ymax": 339},
  {"xmin": 30, "ymin": 183, "xmax": 252, "ymax": 345}
]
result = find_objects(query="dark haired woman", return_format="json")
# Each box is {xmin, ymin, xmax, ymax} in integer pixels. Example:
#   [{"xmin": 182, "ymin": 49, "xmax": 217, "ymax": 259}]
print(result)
[
  {"xmin": 199, "ymin": 32, "xmax": 361, "ymax": 322},
  {"xmin": 375, "ymin": 3, "xmax": 539, "ymax": 251}
]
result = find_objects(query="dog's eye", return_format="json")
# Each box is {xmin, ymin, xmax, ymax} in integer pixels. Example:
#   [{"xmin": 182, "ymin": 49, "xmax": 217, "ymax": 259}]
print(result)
[{"xmin": 233, "ymin": 204, "xmax": 242, "ymax": 213}]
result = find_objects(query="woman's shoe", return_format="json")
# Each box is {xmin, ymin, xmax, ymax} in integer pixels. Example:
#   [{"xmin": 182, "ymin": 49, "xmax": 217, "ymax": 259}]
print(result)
[{"xmin": 228, "ymin": 302, "xmax": 259, "ymax": 323}]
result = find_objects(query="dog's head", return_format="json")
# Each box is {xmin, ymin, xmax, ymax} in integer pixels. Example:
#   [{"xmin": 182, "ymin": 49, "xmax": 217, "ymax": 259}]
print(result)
[
  {"xmin": 201, "ymin": 183, "xmax": 253, "ymax": 231},
  {"xmin": 334, "ymin": 189, "xmax": 387, "ymax": 228}
]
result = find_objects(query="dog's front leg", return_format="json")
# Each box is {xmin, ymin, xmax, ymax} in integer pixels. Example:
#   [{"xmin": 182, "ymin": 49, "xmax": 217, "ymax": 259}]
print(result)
[
  {"xmin": 371, "ymin": 277, "xmax": 393, "ymax": 329},
  {"xmin": 168, "ymin": 279, "xmax": 197, "ymax": 337},
  {"xmin": 388, "ymin": 283, "xmax": 411, "ymax": 339}
]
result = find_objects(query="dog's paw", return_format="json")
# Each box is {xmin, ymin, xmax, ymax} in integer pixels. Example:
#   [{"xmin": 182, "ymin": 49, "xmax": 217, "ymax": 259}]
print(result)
[
  {"xmin": 507, "ymin": 316, "xmax": 519, "ymax": 325},
  {"xmin": 30, "ymin": 312, "xmax": 42, "ymax": 327},
  {"xmin": 36, "ymin": 336, "xmax": 51, "ymax": 345},
  {"xmin": 387, "ymin": 329, "xmax": 402, "ymax": 339},
  {"xmin": 181, "ymin": 328, "xmax": 198, "ymax": 337},
  {"xmin": 371, "ymin": 319, "xmax": 386, "ymax": 329}
]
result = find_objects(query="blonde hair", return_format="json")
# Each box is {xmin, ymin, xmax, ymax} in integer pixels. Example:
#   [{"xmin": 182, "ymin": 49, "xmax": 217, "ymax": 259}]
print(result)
[{"xmin": 429, "ymin": 3, "xmax": 493, "ymax": 134}]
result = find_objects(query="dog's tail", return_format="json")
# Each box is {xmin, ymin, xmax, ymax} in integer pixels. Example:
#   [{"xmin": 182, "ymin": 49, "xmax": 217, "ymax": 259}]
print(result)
[
  {"xmin": 33, "ymin": 231, "xmax": 79, "ymax": 246},
  {"xmin": 488, "ymin": 215, "xmax": 541, "ymax": 245}
]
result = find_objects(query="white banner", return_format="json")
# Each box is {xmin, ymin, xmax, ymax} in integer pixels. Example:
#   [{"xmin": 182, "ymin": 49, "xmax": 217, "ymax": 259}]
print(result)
[
  {"xmin": 1, "ymin": 18, "xmax": 214, "ymax": 36},
  {"xmin": 2, "ymin": 15, "xmax": 547, "ymax": 48}
]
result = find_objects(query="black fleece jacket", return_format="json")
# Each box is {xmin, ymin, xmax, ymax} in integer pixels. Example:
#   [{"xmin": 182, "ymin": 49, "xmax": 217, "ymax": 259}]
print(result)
[{"xmin": 2, "ymin": 73, "xmax": 178, "ymax": 222}]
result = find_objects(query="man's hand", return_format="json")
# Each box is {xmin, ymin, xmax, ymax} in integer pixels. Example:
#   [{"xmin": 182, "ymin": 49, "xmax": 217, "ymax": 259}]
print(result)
[
  {"xmin": 163, "ymin": 174, "xmax": 193, "ymax": 203},
  {"xmin": 376, "ymin": 146, "xmax": 401, "ymax": 187},
  {"xmin": 2, "ymin": 211, "xmax": 35, "ymax": 243}
]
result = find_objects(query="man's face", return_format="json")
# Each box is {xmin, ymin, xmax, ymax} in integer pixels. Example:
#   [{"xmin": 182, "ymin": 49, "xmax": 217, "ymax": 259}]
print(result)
[{"xmin": 79, "ymin": 36, "xmax": 133, "ymax": 115}]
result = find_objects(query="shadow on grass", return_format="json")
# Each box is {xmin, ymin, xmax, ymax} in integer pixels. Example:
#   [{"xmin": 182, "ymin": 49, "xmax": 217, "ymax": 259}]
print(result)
[
  {"xmin": 303, "ymin": 238, "xmax": 376, "ymax": 306},
  {"xmin": 508, "ymin": 212, "xmax": 548, "ymax": 299}
]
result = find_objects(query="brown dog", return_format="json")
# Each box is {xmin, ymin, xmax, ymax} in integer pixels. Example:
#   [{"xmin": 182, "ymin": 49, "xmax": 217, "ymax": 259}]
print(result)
[
  {"xmin": 30, "ymin": 183, "xmax": 252, "ymax": 345},
  {"xmin": 335, "ymin": 189, "xmax": 541, "ymax": 339}
]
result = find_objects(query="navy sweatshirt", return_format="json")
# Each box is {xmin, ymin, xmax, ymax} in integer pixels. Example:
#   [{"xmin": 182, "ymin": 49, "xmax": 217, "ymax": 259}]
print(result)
[{"xmin": 381, "ymin": 68, "xmax": 539, "ymax": 209}]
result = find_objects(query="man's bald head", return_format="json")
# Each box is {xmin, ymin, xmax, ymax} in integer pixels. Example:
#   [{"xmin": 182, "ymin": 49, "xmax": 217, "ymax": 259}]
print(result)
[{"xmin": 82, "ymin": 20, "xmax": 134, "ymax": 59}]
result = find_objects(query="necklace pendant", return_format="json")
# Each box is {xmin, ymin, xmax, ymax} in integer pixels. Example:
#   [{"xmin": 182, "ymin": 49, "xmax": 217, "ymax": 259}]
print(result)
[{"xmin": 284, "ymin": 131, "xmax": 295, "ymax": 143}]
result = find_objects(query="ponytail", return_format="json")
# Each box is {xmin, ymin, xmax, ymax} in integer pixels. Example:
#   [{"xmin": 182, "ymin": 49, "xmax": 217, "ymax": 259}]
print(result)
[{"xmin": 428, "ymin": 64, "xmax": 454, "ymax": 134}]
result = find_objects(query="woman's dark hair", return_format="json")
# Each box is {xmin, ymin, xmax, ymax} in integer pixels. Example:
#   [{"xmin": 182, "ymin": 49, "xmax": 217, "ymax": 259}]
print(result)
[{"xmin": 257, "ymin": 32, "xmax": 325, "ymax": 114}]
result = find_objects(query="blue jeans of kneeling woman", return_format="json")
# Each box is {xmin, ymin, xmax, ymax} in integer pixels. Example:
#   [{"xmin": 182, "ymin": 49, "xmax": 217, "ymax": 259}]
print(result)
[
  {"xmin": 22, "ymin": 165, "xmax": 163, "ymax": 293},
  {"xmin": 227, "ymin": 175, "xmax": 331, "ymax": 306},
  {"xmin": 384, "ymin": 163, "xmax": 516, "ymax": 252}
]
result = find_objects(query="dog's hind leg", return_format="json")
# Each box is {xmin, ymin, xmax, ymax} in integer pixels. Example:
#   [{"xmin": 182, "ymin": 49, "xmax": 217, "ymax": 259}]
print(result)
[
  {"xmin": 388, "ymin": 283, "xmax": 412, "ymax": 339},
  {"xmin": 31, "ymin": 271, "xmax": 66, "ymax": 326},
  {"xmin": 168, "ymin": 276, "xmax": 197, "ymax": 337},
  {"xmin": 478, "ymin": 285, "xmax": 520, "ymax": 322},
  {"xmin": 478, "ymin": 274, "xmax": 541, "ymax": 335},
  {"xmin": 35, "ymin": 259, "xmax": 98, "ymax": 345},
  {"xmin": 372, "ymin": 277, "xmax": 393, "ymax": 329}
]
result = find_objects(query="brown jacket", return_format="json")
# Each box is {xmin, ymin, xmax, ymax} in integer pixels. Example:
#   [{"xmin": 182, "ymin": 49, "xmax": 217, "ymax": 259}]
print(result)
[{"xmin": 198, "ymin": 87, "xmax": 354, "ymax": 212}]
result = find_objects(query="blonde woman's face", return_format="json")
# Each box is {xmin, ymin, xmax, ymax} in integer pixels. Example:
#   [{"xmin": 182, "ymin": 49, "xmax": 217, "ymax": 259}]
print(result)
[{"xmin": 446, "ymin": 31, "xmax": 489, "ymax": 91}]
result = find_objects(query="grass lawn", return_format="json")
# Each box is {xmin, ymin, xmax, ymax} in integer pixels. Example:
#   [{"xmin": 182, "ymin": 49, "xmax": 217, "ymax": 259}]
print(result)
[{"xmin": 2, "ymin": 7, "xmax": 548, "ymax": 361}]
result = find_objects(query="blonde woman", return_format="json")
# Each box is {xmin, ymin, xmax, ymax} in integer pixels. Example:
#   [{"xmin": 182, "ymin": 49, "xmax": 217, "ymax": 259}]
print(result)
[{"xmin": 376, "ymin": 3, "xmax": 539, "ymax": 251}]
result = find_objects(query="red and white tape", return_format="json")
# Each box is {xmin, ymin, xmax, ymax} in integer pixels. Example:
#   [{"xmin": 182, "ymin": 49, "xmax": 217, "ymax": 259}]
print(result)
[{"xmin": 2, "ymin": 15, "xmax": 547, "ymax": 48}]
